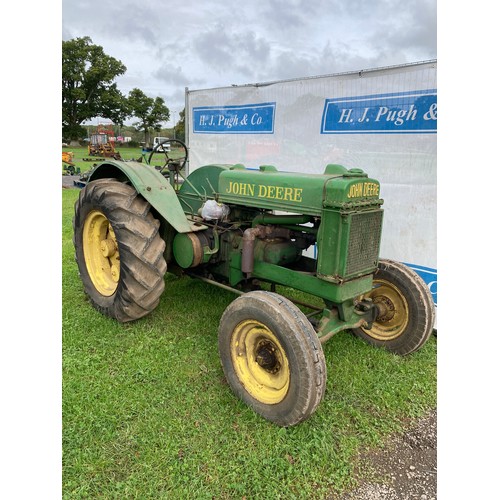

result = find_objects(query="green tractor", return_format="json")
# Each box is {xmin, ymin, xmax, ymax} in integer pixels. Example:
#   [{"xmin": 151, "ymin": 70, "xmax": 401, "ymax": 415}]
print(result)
[{"xmin": 72, "ymin": 139, "xmax": 434, "ymax": 426}]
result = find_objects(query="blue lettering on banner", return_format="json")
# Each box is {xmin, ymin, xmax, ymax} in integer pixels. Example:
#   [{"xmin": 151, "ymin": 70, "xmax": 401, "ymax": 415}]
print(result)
[
  {"xmin": 404, "ymin": 262, "xmax": 437, "ymax": 306},
  {"xmin": 193, "ymin": 103, "xmax": 276, "ymax": 134},
  {"xmin": 321, "ymin": 90, "xmax": 437, "ymax": 134}
]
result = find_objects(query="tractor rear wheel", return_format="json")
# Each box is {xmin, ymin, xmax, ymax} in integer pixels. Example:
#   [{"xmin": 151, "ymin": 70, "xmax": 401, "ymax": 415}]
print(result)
[
  {"xmin": 352, "ymin": 259, "xmax": 435, "ymax": 355},
  {"xmin": 73, "ymin": 178, "xmax": 167, "ymax": 322},
  {"xmin": 218, "ymin": 291, "xmax": 327, "ymax": 427}
]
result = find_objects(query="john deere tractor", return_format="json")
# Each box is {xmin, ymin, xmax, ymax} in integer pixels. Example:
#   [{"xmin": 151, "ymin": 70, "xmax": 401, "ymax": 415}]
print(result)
[{"xmin": 72, "ymin": 139, "xmax": 434, "ymax": 426}]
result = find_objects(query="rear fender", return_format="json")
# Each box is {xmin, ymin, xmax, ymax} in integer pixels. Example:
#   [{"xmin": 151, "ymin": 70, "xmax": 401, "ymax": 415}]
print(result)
[{"xmin": 87, "ymin": 160, "xmax": 204, "ymax": 233}]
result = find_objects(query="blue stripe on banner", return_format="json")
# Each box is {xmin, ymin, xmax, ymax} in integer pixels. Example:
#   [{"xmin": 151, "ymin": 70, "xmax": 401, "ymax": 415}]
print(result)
[
  {"xmin": 404, "ymin": 263, "xmax": 437, "ymax": 306},
  {"xmin": 321, "ymin": 89, "xmax": 437, "ymax": 134},
  {"xmin": 193, "ymin": 102, "xmax": 276, "ymax": 134}
]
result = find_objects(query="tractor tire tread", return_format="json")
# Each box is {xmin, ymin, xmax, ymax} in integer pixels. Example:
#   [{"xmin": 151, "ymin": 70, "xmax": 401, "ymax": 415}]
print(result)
[
  {"xmin": 73, "ymin": 178, "xmax": 167, "ymax": 322},
  {"xmin": 353, "ymin": 259, "xmax": 435, "ymax": 356},
  {"xmin": 219, "ymin": 291, "xmax": 327, "ymax": 427}
]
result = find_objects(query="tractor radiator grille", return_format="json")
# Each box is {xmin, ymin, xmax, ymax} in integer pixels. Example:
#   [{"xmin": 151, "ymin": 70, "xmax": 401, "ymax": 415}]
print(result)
[{"xmin": 345, "ymin": 210, "xmax": 383, "ymax": 277}]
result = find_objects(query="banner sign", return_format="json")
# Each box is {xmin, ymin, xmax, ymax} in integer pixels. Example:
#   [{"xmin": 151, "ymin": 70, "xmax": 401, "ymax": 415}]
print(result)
[
  {"xmin": 321, "ymin": 89, "xmax": 437, "ymax": 134},
  {"xmin": 193, "ymin": 102, "xmax": 276, "ymax": 134},
  {"xmin": 186, "ymin": 61, "xmax": 437, "ymax": 315}
]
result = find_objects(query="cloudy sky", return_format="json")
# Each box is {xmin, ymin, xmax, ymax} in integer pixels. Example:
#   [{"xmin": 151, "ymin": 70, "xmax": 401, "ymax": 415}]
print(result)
[{"xmin": 62, "ymin": 0, "xmax": 436, "ymax": 126}]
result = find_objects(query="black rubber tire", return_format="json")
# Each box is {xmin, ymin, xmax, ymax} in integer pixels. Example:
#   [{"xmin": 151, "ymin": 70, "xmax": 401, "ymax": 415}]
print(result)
[
  {"xmin": 218, "ymin": 291, "xmax": 327, "ymax": 427},
  {"xmin": 352, "ymin": 259, "xmax": 435, "ymax": 355},
  {"xmin": 73, "ymin": 178, "xmax": 167, "ymax": 322}
]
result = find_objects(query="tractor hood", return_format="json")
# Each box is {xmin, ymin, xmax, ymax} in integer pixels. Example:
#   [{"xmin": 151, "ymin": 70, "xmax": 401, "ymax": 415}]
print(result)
[{"xmin": 218, "ymin": 164, "xmax": 383, "ymax": 215}]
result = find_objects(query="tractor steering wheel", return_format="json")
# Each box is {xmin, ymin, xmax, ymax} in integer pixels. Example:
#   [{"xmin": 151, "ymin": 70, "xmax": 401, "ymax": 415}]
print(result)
[{"xmin": 148, "ymin": 139, "xmax": 188, "ymax": 176}]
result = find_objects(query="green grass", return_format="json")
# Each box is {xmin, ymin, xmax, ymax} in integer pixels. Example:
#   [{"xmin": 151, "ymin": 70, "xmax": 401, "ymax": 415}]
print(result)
[
  {"xmin": 62, "ymin": 146, "xmax": 186, "ymax": 176},
  {"xmin": 62, "ymin": 146, "xmax": 140, "ymax": 175},
  {"xmin": 62, "ymin": 188, "xmax": 436, "ymax": 499}
]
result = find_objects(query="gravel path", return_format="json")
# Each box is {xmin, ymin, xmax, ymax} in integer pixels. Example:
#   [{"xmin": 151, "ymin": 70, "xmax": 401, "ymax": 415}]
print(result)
[{"xmin": 329, "ymin": 409, "xmax": 437, "ymax": 499}]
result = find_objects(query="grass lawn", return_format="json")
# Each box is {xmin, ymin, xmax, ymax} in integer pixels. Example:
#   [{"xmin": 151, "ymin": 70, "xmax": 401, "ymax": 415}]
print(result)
[
  {"xmin": 62, "ymin": 145, "xmax": 186, "ymax": 176},
  {"xmin": 62, "ymin": 186, "xmax": 436, "ymax": 499}
]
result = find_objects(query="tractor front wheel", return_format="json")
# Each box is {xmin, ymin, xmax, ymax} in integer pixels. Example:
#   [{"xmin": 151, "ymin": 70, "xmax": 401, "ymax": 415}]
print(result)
[
  {"xmin": 218, "ymin": 291, "xmax": 327, "ymax": 427},
  {"xmin": 352, "ymin": 259, "xmax": 435, "ymax": 355},
  {"xmin": 73, "ymin": 179, "xmax": 167, "ymax": 322}
]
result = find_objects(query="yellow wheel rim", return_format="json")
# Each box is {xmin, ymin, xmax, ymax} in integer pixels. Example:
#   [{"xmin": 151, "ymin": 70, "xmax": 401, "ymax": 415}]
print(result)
[
  {"xmin": 231, "ymin": 320, "xmax": 290, "ymax": 405},
  {"xmin": 360, "ymin": 279, "xmax": 409, "ymax": 341},
  {"xmin": 82, "ymin": 210, "xmax": 120, "ymax": 296}
]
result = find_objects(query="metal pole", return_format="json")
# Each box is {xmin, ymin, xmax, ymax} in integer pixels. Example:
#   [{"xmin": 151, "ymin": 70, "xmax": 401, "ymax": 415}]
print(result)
[{"xmin": 185, "ymin": 86, "xmax": 189, "ymax": 175}]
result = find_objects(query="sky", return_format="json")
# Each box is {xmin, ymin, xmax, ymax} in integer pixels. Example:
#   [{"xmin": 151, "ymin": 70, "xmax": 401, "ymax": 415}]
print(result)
[{"xmin": 62, "ymin": 0, "xmax": 437, "ymax": 126}]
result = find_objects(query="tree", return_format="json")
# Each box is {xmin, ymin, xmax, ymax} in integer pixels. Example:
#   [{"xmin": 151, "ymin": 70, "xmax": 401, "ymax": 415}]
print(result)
[
  {"xmin": 128, "ymin": 88, "xmax": 170, "ymax": 147},
  {"xmin": 62, "ymin": 37, "xmax": 129, "ymax": 142},
  {"xmin": 175, "ymin": 109, "xmax": 186, "ymax": 142}
]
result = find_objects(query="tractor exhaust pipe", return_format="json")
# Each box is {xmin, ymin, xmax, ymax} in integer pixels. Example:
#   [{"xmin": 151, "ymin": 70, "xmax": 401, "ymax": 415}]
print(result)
[
  {"xmin": 242, "ymin": 227, "xmax": 262, "ymax": 274},
  {"xmin": 241, "ymin": 225, "xmax": 291, "ymax": 275}
]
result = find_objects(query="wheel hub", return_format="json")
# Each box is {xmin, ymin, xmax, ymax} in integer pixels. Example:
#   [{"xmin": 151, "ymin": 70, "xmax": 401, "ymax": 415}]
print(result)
[
  {"xmin": 360, "ymin": 279, "xmax": 409, "ymax": 341},
  {"xmin": 100, "ymin": 238, "xmax": 117, "ymax": 258},
  {"xmin": 373, "ymin": 295, "xmax": 396, "ymax": 322},
  {"xmin": 82, "ymin": 210, "xmax": 120, "ymax": 296},
  {"xmin": 230, "ymin": 320, "xmax": 290, "ymax": 405},
  {"xmin": 255, "ymin": 340, "xmax": 281, "ymax": 373}
]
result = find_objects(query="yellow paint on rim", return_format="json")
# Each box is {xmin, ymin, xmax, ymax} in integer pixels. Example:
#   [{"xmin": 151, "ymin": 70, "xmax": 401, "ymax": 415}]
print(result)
[
  {"xmin": 82, "ymin": 210, "xmax": 120, "ymax": 296},
  {"xmin": 231, "ymin": 320, "xmax": 290, "ymax": 405},
  {"xmin": 360, "ymin": 278, "xmax": 409, "ymax": 341}
]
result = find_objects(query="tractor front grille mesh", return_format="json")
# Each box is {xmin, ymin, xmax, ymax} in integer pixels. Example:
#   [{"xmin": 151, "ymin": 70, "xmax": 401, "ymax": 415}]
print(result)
[{"xmin": 345, "ymin": 210, "xmax": 383, "ymax": 277}]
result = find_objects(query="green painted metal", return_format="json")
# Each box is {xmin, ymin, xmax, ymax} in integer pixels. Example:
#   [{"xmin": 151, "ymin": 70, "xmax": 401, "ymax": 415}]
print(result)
[
  {"xmin": 88, "ymin": 160, "xmax": 203, "ymax": 234},
  {"xmin": 218, "ymin": 167, "xmax": 330, "ymax": 216},
  {"xmin": 251, "ymin": 214, "xmax": 313, "ymax": 227},
  {"xmin": 217, "ymin": 164, "xmax": 382, "ymax": 215},
  {"xmin": 87, "ymin": 159, "xmax": 385, "ymax": 340},
  {"xmin": 315, "ymin": 306, "xmax": 367, "ymax": 341},
  {"xmin": 249, "ymin": 261, "xmax": 373, "ymax": 303},
  {"xmin": 226, "ymin": 250, "xmax": 374, "ymax": 338},
  {"xmin": 172, "ymin": 229, "xmax": 220, "ymax": 269},
  {"xmin": 316, "ymin": 208, "xmax": 383, "ymax": 281},
  {"xmin": 172, "ymin": 233, "xmax": 197, "ymax": 268},
  {"xmin": 253, "ymin": 239, "xmax": 301, "ymax": 267},
  {"xmin": 178, "ymin": 164, "xmax": 230, "ymax": 214}
]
